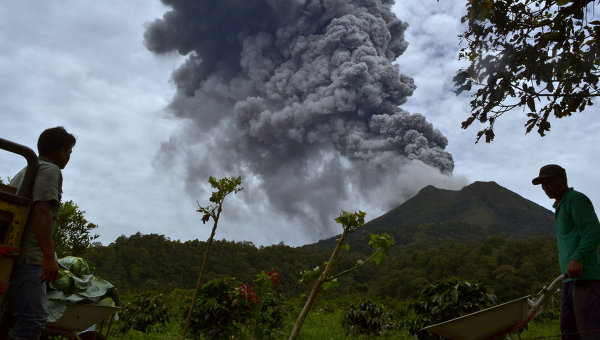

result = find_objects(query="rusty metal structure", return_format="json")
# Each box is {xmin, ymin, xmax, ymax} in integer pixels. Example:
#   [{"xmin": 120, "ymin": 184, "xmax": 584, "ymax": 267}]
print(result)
[{"xmin": 0, "ymin": 137, "xmax": 39, "ymax": 304}]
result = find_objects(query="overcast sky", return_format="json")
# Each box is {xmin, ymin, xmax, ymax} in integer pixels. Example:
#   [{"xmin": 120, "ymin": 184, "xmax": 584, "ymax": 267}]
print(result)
[{"xmin": 1, "ymin": 0, "xmax": 598, "ymax": 247}]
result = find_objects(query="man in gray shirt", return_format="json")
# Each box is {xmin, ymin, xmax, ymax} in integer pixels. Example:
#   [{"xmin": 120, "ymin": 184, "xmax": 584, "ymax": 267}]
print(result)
[{"xmin": 0, "ymin": 127, "xmax": 75, "ymax": 340}]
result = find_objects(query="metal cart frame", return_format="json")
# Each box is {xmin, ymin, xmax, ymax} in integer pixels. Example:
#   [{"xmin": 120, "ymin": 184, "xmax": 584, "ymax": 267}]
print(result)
[
  {"xmin": 0, "ymin": 137, "xmax": 39, "ymax": 305},
  {"xmin": 44, "ymin": 304, "xmax": 121, "ymax": 340}
]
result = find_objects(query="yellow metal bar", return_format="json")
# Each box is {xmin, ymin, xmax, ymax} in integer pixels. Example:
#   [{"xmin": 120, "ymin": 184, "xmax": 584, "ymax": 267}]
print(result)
[
  {"xmin": 0, "ymin": 138, "xmax": 38, "ymax": 305},
  {"xmin": 0, "ymin": 196, "xmax": 32, "ymax": 304}
]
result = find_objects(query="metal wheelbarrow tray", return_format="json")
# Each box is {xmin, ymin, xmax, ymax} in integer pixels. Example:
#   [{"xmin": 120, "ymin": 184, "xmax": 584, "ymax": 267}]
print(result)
[
  {"xmin": 422, "ymin": 274, "xmax": 566, "ymax": 340},
  {"xmin": 45, "ymin": 304, "xmax": 121, "ymax": 340}
]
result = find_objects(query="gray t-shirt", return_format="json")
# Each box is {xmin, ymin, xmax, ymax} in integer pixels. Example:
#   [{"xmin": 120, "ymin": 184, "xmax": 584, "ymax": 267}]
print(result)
[{"xmin": 10, "ymin": 157, "xmax": 62, "ymax": 265}]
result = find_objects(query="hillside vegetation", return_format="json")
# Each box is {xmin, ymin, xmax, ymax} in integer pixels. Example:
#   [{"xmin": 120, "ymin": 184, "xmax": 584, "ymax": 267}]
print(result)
[
  {"xmin": 86, "ymin": 181, "xmax": 559, "ymax": 302},
  {"xmin": 87, "ymin": 233, "xmax": 558, "ymax": 303},
  {"xmin": 306, "ymin": 181, "xmax": 555, "ymax": 254}
]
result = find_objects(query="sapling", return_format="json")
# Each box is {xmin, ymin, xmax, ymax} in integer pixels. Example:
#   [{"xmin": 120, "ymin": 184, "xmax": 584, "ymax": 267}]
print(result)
[
  {"xmin": 289, "ymin": 210, "xmax": 393, "ymax": 340},
  {"xmin": 182, "ymin": 176, "xmax": 243, "ymax": 339}
]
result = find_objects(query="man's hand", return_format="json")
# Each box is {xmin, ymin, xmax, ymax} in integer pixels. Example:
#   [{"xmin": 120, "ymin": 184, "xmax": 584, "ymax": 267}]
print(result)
[
  {"xmin": 41, "ymin": 254, "xmax": 59, "ymax": 283},
  {"xmin": 567, "ymin": 259, "xmax": 583, "ymax": 278}
]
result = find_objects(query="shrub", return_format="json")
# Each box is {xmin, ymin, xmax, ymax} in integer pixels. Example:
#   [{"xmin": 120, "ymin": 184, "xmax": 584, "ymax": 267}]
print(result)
[
  {"xmin": 117, "ymin": 291, "xmax": 168, "ymax": 333},
  {"xmin": 408, "ymin": 278, "xmax": 497, "ymax": 339},
  {"xmin": 247, "ymin": 270, "xmax": 286, "ymax": 338},
  {"xmin": 187, "ymin": 276, "xmax": 250, "ymax": 339},
  {"xmin": 342, "ymin": 299, "xmax": 392, "ymax": 336},
  {"xmin": 188, "ymin": 272, "xmax": 285, "ymax": 340}
]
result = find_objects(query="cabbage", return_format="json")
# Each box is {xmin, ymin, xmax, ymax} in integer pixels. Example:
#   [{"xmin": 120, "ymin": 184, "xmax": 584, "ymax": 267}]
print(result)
[
  {"xmin": 97, "ymin": 297, "xmax": 115, "ymax": 307},
  {"xmin": 58, "ymin": 256, "xmax": 91, "ymax": 276},
  {"xmin": 47, "ymin": 256, "xmax": 118, "ymax": 323},
  {"xmin": 51, "ymin": 269, "xmax": 75, "ymax": 294}
]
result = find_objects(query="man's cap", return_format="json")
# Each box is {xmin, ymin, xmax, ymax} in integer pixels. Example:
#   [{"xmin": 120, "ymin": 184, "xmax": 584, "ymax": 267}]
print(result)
[{"xmin": 532, "ymin": 164, "xmax": 566, "ymax": 185}]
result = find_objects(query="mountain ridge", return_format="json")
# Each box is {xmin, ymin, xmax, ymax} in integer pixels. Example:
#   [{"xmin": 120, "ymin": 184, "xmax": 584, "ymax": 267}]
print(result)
[{"xmin": 304, "ymin": 181, "xmax": 555, "ymax": 253}]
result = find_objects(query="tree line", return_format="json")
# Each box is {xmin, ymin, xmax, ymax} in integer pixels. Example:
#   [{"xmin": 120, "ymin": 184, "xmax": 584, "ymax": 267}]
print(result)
[{"xmin": 85, "ymin": 231, "xmax": 558, "ymax": 302}]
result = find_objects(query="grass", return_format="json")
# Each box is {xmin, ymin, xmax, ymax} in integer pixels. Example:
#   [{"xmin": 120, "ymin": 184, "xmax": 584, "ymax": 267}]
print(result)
[
  {"xmin": 108, "ymin": 316, "xmax": 562, "ymax": 340},
  {"xmin": 108, "ymin": 305, "xmax": 412, "ymax": 339},
  {"xmin": 519, "ymin": 319, "xmax": 562, "ymax": 339},
  {"xmin": 109, "ymin": 320, "xmax": 562, "ymax": 339},
  {"xmin": 291, "ymin": 307, "xmax": 412, "ymax": 339},
  {"xmin": 106, "ymin": 296, "xmax": 562, "ymax": 340}
]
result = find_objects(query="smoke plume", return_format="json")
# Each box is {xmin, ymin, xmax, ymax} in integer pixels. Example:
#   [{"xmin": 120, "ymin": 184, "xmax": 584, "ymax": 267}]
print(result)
[{"xmin": 145, "ymin": 0, "xmax": 457, "ymax": 243}]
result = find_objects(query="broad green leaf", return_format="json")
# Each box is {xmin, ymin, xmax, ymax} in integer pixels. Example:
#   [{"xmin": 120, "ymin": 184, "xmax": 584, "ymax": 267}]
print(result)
[
  {"xmin": 369, "ymin": 233, "xmax": 394, "ymax": 253},
  {"xmin": 373, "ymin": 252, "xmax": 385, "ymax": 265},
  {"xmin": 451, "ymin": 289, "xmax": 459, "ymax": 303},
  {"xmin": 323, "ymin": 278, "xmax": 340, "ymax": 290},
  {"xmin": 255, "ymin": 270, "xmax": 270, "ymax": 283},
  {"xmin": 47, "ymin": 299, "xmax": 68, "ymax": 323}
]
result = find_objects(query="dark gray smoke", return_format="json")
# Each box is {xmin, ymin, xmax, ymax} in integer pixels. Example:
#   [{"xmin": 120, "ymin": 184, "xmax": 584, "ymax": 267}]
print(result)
[{"xmin": 145, "ymin": 0, "xmax": 455, "ymax": 241}]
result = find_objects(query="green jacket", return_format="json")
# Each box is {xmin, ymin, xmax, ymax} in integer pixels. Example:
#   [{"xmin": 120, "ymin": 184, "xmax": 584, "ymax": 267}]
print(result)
[{"xmin": 553, "ymin": 188, "xmax": 600, "ymax": 282}]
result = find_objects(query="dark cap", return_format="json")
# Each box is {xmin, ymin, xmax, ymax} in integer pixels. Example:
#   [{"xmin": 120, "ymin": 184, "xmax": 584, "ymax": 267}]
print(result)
[{"xmin": 532, "ymin": 164, "xmax": 566, "ymax": 185}]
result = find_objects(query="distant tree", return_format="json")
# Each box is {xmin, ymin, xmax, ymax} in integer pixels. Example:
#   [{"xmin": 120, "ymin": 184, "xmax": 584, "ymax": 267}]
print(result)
[
  {"xmin": 54, "ymin": 200, "xmax": 100, "ymax": 257},
  {"xmin": 454, "ymin": 0, "xmax": 600, "ymax": 142}
]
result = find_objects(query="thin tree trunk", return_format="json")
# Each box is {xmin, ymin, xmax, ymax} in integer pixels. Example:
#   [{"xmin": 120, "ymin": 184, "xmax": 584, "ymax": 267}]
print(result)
[
  {"xmin": 182, "ymin": 207, "xmax": 222, "ymax": 339},
  {"xmin": 289, "ymin": 231, "xmax": 347, "ymax": 340}
]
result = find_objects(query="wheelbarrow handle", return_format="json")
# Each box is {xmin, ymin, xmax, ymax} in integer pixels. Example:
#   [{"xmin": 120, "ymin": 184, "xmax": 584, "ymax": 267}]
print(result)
[
  {"xmin": 0, "ymin": 138, "xmax": 39, "ymax": 199},
  {"xmin": 532, "ymin": 273, "xmax": 567, "ymax": 310}
]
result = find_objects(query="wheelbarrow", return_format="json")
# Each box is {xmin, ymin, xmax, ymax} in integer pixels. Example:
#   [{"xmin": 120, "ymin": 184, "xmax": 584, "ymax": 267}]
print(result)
[
  {"xmin": 43, "ymin": 304, "xmax": 121, "ymax": 340},
  {"xmin": 421, "ymin": 274, "xmax": 566, "ymax": 340}
]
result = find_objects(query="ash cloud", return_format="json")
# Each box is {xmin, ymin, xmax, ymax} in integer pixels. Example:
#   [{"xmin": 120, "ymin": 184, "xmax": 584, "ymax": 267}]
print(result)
[{"xmin": 145, "ymin": 0, "xmax": 456, "ymax": 242}]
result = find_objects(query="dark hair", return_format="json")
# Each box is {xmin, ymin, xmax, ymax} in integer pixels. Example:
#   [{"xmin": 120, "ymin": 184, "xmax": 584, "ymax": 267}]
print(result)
[{"xmin": 37, "ymin": 126, "xmax": 76, "ymax": 156}]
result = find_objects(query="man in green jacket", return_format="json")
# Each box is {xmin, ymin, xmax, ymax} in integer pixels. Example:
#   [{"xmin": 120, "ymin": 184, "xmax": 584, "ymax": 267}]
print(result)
[{"xmin": 533, "ymin": 164, "xmax": 600, "ymax": 340}]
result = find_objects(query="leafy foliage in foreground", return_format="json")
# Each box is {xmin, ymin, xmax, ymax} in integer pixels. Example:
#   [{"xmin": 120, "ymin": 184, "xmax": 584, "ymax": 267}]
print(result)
[
  {"xmin": 187, "ymin": 272, "xmax": 284, "ymax": 339},
  {"xmin": 117, "ymin": 291, "xmax": 168, "ymax": 334},
  {"xmin": 455, "ymin": 0, "xmax": 600, "ymax": 142},
  {"xmin": 407, "ymin": 279, "xmax": 497, "ymax": 339},
  {"xmin": 188, "ymin": 276, "xmax": 248, "ymax": 339},
  {"xmin": 342, "ymin": 299, "xmax": 392, "ymax": 336}
]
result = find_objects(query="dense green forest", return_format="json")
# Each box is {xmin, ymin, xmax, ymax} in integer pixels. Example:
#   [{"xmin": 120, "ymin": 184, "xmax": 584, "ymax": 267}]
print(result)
[{"xmin": 86, "ymin": 232, "xmax": 558, "ymax": 303}]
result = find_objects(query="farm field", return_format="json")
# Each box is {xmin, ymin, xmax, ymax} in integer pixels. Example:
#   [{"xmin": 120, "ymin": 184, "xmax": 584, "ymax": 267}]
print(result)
[
  {"xmin": 104, "ymin": 292, "xmax": 561, "ymax": 339},
  {"xmin": 109, "ymin": 311, "xmax": 561, "ymax": 339}
]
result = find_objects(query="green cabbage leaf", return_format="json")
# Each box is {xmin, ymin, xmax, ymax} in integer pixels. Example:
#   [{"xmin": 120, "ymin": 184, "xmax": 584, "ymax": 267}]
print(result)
[{"xmin": 47, "ymin": 256, "xmax": 118, "ymax": 323}]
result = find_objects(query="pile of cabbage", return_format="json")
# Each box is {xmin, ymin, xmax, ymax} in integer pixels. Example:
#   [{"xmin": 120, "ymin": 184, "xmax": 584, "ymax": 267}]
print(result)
[{"xmin": 47, "ymin": 256, "xmax": 119, "ymax": 323}]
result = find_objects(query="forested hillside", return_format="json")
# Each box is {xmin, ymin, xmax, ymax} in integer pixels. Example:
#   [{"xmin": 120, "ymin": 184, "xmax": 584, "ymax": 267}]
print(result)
[
  {"xmin": 86, "ymin": 181, "xmax": 559, "ymax": 302},
  {"xmin": 306, "ymin": 181, "xmax": 555, "ymax": 254},
  {"xmin": 86, "ymin": 233, "xmax": 329, "ymax": 295}
]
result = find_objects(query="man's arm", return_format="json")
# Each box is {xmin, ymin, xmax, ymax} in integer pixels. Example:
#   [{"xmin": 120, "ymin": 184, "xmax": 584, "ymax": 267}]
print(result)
[{"xmin": 29, "ymin": 201, "xmax": 59, "ymax": 283}]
